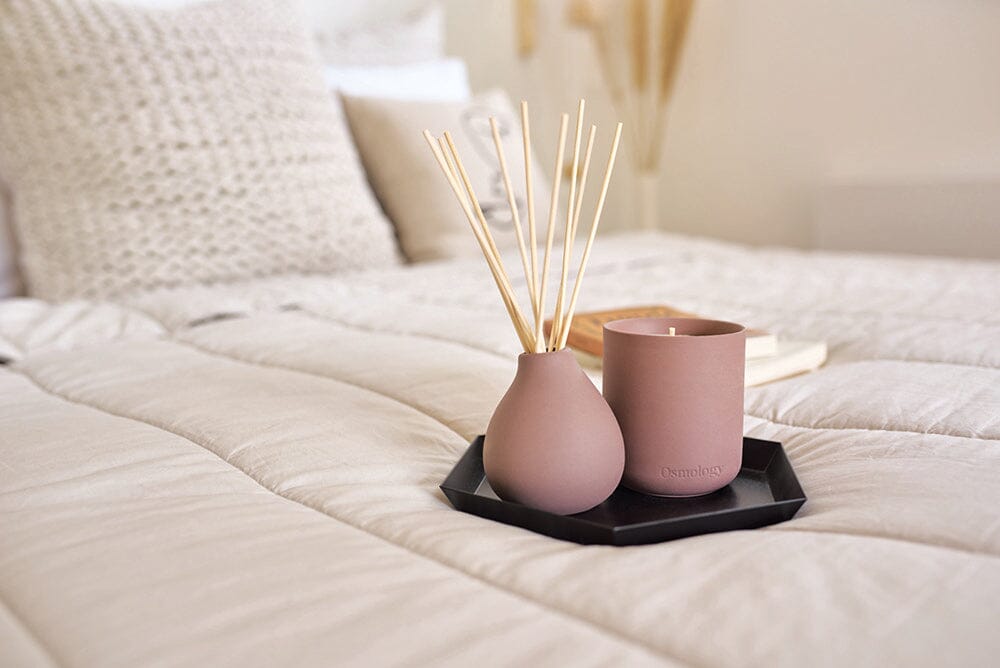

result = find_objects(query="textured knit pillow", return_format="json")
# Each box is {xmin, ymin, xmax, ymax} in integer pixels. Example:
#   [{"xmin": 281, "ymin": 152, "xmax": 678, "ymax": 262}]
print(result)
[
  {"xmin": 0, "ymin": 0, "xmax": 400, "ymax": 300},
  {"xmin": 341, "ymin": 90, "xmax": 554, "ymax": 262}
]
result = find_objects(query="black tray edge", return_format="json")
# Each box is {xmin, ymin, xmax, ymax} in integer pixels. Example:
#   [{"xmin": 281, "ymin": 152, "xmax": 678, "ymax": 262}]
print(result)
[{"xmin": 441, "ymin": 435, "xmax": 807, "ymax": 546}]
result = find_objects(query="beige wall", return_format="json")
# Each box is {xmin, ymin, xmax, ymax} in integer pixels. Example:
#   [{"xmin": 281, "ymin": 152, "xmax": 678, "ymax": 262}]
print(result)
[
  {"xmin": 442, "ymin": 0, "xmax": 1000, "ymax": 257},
  {"xmin": 150, "ymin": 0, "xmax": 1000, "ymax": 256}
]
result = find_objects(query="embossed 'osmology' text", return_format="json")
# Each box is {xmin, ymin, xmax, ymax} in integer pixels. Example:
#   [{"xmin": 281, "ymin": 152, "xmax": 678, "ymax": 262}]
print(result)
[{"xmin": 661, "ymin": 465, "xmax": 724, "ymax": 479}]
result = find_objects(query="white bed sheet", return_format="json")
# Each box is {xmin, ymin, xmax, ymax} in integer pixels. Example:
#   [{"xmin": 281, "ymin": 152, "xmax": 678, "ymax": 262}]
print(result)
[{"xmin": 1, "ymin": 232, "xmax": 998, "ymax": 667}]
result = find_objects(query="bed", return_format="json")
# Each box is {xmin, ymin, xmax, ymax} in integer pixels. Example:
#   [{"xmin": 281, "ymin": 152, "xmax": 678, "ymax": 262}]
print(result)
[
  {"xmin": 2, "ymin": 0, "xmax": 999, "ymax": 664},
  {"xmin": 2, "ymin": 231, "xmax": 998, "ymax": 667}
]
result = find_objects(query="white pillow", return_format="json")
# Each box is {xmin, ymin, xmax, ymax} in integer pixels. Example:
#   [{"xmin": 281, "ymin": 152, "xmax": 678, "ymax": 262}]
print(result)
[
  {"xmin": 325, "ymin": 59, "xmax": 471, "ymax": 102},
  {"xmin": 315, "ymin": 3, "xmax": 445, "ymax": 67},
  {"xmin": 0, "ymin": 0, "xmax": 401, "ymax": 301}
]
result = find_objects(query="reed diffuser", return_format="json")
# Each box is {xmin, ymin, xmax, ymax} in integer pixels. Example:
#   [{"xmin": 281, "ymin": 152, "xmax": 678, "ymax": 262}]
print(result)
[{"xmin": 423, "ymin": 101, "xmax": 626, "ymax": 515}]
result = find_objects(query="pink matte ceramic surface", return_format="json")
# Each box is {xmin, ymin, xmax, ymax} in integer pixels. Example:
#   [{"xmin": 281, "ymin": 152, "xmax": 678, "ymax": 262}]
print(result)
[
  {"xmin": 484, "ymin": 349, "xmax": 625, "ymax": 515},
  {"xmin": 603, "ymin": 317, "xmax": 746, "ymax": 497}
]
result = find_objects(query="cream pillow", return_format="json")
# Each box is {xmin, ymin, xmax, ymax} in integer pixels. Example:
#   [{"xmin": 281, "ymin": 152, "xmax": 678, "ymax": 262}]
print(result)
[
  {"xmin": 325, "ymin": 59, "xmax": 472, "ymax": 102},
  {"xmin": 342, "ymin": 90, "xmax": 553, "ymax": 262},
  {"xmin": 0, "ymin": 0, "xmax": 400, "ymax": 301}
]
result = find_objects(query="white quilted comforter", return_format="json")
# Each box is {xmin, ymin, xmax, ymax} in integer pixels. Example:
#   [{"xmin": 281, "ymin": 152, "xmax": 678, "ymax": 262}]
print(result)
[{"xmin": 2, "ymin": 232, "xmax": 998, "ymax": 667}]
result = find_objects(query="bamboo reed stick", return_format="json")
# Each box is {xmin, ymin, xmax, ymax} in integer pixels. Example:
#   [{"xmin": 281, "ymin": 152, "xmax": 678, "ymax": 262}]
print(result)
[
  {"xmin": 425, "ymin": 103, "xmax": 623, "ymax": 355},
  {"xmin": 552, "ymin": 125, "xmax": 596, "ymax": 347},
  {"xmin": 433, "ymin": 135, "xmax": 533, "ymax": 350},
  {"xmin": 558, "ymin": 122, "xmax": 623, "ymax": 350},
  {"xmin": 443, "ymin": 132, "xmax": 530, "ymax": 327},
  {"xmin": 520, "ymin": 101, "xmax": 540, "ymax": 334},
  {"xmin": 444, "ymin": 133, "xmax": 506, "ymax": 272},
  {"xmin": 549, "ymin": 100, "xmax": 586, "ymax": 350},
  {"xmin": 570, "ymin": 125, "xmax": 597, "ymax": 241},
  {"xmin": 441, "ymin": 134, "xmax": 535, "ymax": 349},
  {"xmin": 536, "ymin": 113, "xmax": 569, "ymax": 352},
  {"xmin": 423, "ymin": 131, "xmax": 534, "ymax": 352},
  {"xmin": 489, "ymin": 117, "xmax": 537, "ymax": 319},
  {"xmin": 440, "ymin": 136, "xmax": 535, "ymax": 352}
]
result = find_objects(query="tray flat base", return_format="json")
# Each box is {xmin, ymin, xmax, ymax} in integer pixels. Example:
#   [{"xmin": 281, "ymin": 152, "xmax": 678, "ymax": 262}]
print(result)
[{"xmin": 442, "ymin": 436, "xmax": 806, "ymax": 546}]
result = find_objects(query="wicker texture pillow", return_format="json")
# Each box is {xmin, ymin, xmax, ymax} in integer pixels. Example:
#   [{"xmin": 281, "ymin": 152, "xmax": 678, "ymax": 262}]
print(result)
[{"xmin": 0, "ymin": 0, "xmax": 400, "ymax": 300}]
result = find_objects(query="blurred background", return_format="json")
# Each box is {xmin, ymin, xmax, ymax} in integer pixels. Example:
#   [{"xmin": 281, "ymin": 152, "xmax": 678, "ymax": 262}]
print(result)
[
  {"xmin": 121, "ymin": 0, "xmax": 1000, "ymax": 258},
  {"xmin": 149, "ymin": 0, "xmax": 1000, "ymax": 259}
]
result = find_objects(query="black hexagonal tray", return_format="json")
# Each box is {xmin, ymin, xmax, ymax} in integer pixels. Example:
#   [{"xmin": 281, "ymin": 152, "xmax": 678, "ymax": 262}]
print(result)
[{"xmin": 440, "ymin": 436, "xmax": 806, "ymax": 546}]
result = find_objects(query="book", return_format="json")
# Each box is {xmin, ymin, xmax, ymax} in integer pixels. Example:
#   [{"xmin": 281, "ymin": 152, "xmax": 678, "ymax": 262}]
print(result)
[
  {"xmin": 745, "ymin": 339, "xmax": 828, "ymax": 387},
  {"xmin": 544, "ymin": 305, "xmax": 778, "ymax": 359},
  {"xmin": 545, "ymin": 305, "xmax": 827, "ymax": 387}
]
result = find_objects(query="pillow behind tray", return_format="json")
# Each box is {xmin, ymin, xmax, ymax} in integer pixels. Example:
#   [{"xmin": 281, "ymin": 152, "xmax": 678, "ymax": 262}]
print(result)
[
  {"xmin": 341, "ymin": 89, "xmax": 555, "ymax": 263},
  {"xmin": 0, "ymin": 0, "xmax": 401, "ymax": 301}
]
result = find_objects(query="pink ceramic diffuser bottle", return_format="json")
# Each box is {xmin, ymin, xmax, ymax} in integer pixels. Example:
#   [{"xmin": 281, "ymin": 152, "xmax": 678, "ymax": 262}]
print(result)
[
  {"xmin": 484, "ymin": 349, "xmax": 625, "ymax": 515},
  {"xmin": 426, "ymin": 98, "xmax": 627, "ymax": 516},
  {"xmin": 603, "ymin": 317, "xmax": 746, "ymax": 497}
]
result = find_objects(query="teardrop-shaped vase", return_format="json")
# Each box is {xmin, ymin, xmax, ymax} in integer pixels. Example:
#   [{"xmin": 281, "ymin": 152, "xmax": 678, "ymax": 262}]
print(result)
[{"xmin": 484, "ymin": 349, "xmax": 625, "ymax": 515}]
